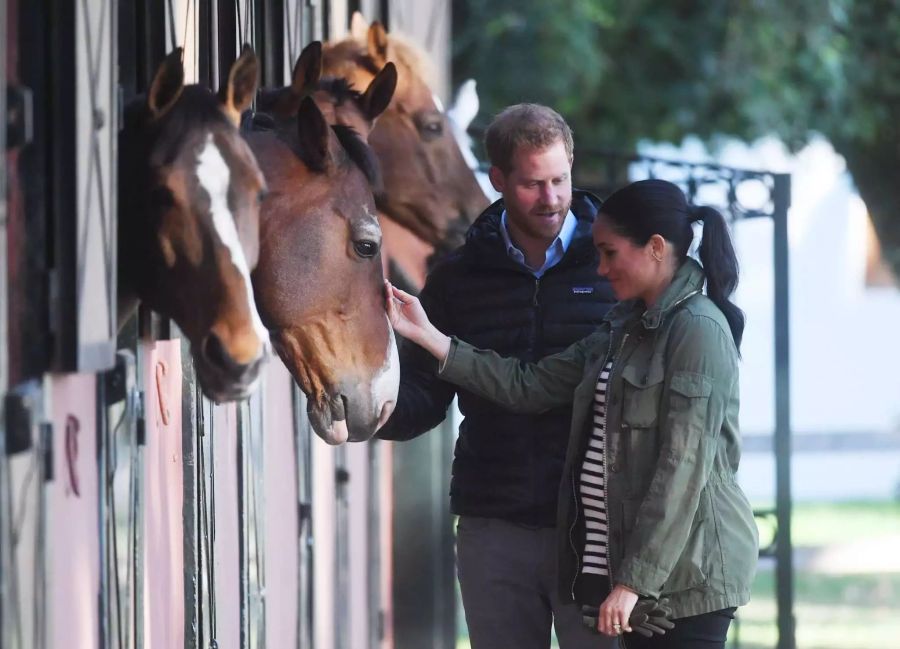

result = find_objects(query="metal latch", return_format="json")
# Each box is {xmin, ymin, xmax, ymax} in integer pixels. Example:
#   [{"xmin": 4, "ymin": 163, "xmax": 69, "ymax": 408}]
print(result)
[{"xmin": 6, "ymin": 84, "xmax": 33, "ymax": 149}]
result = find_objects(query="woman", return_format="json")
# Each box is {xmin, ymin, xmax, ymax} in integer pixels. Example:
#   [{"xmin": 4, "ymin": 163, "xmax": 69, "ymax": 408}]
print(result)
[{"xmin": 387, "ymin": 179, "xmax": 758, "ymax": 648}]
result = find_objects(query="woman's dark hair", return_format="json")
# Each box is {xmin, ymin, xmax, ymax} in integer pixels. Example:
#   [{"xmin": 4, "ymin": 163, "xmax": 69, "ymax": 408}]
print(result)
[{"xmin": 599, "ymin": 179, "xmax": 744, "ymax": 348}]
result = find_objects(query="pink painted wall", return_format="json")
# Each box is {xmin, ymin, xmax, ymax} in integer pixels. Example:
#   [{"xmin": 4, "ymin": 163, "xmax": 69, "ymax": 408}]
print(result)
[
  {"xmin": 141, "ymin": 340, "xmax": 185, "ymax": 649},
  {"xmin": 48, "ymin": 373, "xmax": 99, "ymax": 649},
  {"xmin": 262, "ymin": 360, "xmax": 299, "ymax": 645}
]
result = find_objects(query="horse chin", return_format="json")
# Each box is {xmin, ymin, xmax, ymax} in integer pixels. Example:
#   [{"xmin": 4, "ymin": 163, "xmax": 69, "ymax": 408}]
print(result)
[
  {"xmin": 194, "ymin": 356, "xmax": 264, "ymax": 403},
  {"xmin": 307, "ymin": 396, "xmax": 350, "ymax": 445}
]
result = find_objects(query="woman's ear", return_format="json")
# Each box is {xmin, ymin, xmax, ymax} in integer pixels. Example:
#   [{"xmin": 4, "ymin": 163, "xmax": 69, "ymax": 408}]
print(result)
[{"xmin": 648, "ymin": 234, "xmax": 667, "ymax": 262}]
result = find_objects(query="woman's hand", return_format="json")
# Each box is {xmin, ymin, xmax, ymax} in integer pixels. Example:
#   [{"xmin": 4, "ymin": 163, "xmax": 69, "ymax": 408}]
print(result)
[
  {"xmin": 597, "ymin": 584, "xmax": 639, "ymax": 637},
  {"xmin": 385, "ymin": 281, "xmax": 451, "ymax": 361}
]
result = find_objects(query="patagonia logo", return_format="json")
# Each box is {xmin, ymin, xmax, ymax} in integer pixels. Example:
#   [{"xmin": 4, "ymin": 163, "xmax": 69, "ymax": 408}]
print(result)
[{"xmin": 572, "ymin": 286, "xmax": 594, "ymax": 295}]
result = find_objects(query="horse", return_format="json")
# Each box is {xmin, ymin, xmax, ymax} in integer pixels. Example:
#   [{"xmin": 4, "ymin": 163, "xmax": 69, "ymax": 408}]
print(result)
[
  {"xmin": 321, "ymin": 15, "xmax": 490, "ymax": 289},
  {"xmin": 244, "ymin": 93, "xmax": 398, "ymax": 445},
  {"xmin": 118, "ymin": 47, "xmax": 270, "ymax": 403}
]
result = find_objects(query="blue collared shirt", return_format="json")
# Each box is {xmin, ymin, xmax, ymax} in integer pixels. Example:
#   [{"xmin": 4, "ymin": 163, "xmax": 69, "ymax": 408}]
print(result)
[{"xmin": 500, "ymin": 209, "xmax": 578, "ymax": 278}]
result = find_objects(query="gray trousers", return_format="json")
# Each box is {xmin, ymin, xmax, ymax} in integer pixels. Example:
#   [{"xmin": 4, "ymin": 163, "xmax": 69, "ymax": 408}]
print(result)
[{"xmin": 456, "ymin": 516, "xmax": 617, "ymax": 649}]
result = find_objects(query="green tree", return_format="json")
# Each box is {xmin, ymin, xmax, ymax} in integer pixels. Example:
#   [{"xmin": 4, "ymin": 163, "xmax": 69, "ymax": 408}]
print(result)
[{"xmin": 453, "ymin": 0, "xmax": 900, "ymax": 275}]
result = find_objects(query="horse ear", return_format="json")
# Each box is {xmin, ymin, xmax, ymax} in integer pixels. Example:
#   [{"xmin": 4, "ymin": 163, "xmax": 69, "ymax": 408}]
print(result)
[
  {"xmin": 350, "ymin": 12, "xmax": 369, "ymax": 41},
  {"xmin": 220, "ymin": 44, "xmax": 259, "ymax": 127},
  {"xmin": 367, "ymin": 21, "xmax": 390, "ymax": 67},
  {"xmin": 361, "ymin": 62, "xmax": 397, "ymax": 122},
  {"xmin": 295, "ymin": 96, "xmax": 331, "ymax": 172},
  {"xmin": 148, "ymin": 48, "xmax": 185, "ymax": 118},
  {"xmin": 449, "ymin": 79, "xmax": 480, "ymax": 131},
  {"xmin": 291, "ymin": 41, "xmax": 322, "ymax": 96}
]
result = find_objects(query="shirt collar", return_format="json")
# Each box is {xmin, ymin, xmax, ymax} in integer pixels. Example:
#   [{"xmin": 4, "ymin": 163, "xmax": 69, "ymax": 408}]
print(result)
[{"xmin": 500, "ymin": 209, "xmax": 578, "ymax": 268}]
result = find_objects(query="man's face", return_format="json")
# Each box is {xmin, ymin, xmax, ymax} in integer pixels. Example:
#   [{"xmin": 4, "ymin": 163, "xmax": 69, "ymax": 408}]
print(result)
[{"xmin": 489, "ymin": 139, "xmax": 573, "ymax": 243}]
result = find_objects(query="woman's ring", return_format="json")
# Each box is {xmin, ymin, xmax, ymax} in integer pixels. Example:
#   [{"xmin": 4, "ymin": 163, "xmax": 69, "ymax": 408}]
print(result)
[{"xmin": 613, "ymin": 623, "xmax": 622, "ymax": 633}]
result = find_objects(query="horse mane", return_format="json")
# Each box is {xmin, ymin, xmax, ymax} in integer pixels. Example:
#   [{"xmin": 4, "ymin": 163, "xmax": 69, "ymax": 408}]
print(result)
[
  {"xmin": 328, "ymin": 30, "xmax": 436, "ymax": 87},
  {"xmin": 379, "ymin": 31, "xmax": 436, "ymax": 85}
]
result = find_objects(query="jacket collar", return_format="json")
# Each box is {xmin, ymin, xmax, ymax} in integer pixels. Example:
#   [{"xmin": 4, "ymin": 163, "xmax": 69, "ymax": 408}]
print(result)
[{"xmin": 603, "ymin": 258, "xmax": 705, "ymax": 330}]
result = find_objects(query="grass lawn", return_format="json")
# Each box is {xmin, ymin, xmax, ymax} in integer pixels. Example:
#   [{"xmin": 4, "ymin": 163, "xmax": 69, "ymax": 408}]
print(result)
[
  {"xmin": 734, "ymin": 569, "xmax": 900, "ymax": 649},
  {"xmin": 457, "ymin": 501, "xmax": 900, "ymax": 649}
]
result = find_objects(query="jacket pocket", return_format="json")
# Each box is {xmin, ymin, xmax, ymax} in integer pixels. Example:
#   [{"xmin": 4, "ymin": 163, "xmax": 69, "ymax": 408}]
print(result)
[
  {"xmin": 661, "ymin": 505, "xmax": 710, "ymax": 594},
  {"xmin": 620, "ymin": 365, "xmax": 664, "ymax": 495},
  {"xmin": 663, "ymin": 371, "xmax": 713, "ymax": 461},
  {"xmin": 620, "ymin": 364, "xmax": 664, "ymax": 428}
]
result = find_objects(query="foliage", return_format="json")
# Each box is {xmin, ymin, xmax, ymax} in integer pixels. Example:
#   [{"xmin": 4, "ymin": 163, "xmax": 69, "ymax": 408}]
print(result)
[{"xmin": 452, "ymin": 0, "xmax": 900, "ymax": 276}]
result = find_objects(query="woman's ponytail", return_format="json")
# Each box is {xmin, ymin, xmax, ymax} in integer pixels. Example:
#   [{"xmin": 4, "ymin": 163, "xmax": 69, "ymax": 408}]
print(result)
[{"xmin": 692, "ymin": 206, "xmax": 744, "ymax": 349}]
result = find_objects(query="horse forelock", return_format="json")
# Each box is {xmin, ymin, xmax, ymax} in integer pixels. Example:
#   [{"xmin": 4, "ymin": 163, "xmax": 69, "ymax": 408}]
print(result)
[
  {"xmin": 332, "ymin": 124, "xmax": 382, "ymax": 190},
  {"xmin": 317, "ymin": 77, "xmax": 362, "ymax": 105}
]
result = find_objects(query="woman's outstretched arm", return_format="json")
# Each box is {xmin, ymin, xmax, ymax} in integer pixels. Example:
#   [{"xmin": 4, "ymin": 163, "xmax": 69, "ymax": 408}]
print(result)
[{"xmin": 386, "ymin": 281, "xmax": 603, "ymax": 413}]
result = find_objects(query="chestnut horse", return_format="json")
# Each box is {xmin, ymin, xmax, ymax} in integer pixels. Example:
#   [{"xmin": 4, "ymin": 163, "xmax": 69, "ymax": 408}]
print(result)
[
  {"xmin": 322, "ymin": 16, "xmax": 490, "ymax": 289},
  {"xmin": 118, "ymin": 47, "xmax": 269, "ymax": 402},
  {"xmin": 245, "ymin": 95, "xmax": 398, "ymax": 444}
]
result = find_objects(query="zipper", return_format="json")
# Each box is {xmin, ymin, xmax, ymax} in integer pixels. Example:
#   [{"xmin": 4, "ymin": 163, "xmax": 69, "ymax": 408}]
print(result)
[
  {"xmin": 568, "ymin": 328, "xmax": 631, "ymax": 600},
  {"xmin": 528, "ymin": 277, "xmax": 542, "ymax": 353},
  {"xmin": 602, "ymin": 330, "xmax": 630, "ymax": 595},
  {"xmin": 568, "ymin": 469, "xmax": 581, "ymax": 599}
]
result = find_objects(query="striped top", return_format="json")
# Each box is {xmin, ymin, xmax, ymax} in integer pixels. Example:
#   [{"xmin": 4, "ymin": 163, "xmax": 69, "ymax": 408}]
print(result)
[{"xmin": 580, "ymin": 360, "xmax": 613, "ymax": 577}]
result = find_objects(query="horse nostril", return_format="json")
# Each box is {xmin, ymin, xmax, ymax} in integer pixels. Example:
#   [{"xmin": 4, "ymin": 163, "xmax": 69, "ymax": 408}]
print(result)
[{"xmin": 202, "ymin": 332, "xmax": 257, "ymax": 375}]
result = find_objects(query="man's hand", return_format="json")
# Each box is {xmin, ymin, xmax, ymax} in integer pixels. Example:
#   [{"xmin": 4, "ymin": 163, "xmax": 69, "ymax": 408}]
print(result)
[{"xmin": 582, "ymin": 596, "xmax": 675, "ymax": 638}]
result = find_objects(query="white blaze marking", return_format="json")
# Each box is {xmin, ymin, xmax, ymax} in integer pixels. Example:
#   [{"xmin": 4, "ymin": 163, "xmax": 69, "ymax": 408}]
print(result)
[
  {"xmin": 195, "ymin": 135, "xmax": 270, "ymax": 351},
  {"xmin": 431, "ymin": 91, "xmax": 445, "ymax": 114},
  {"xmin": 373, "ymin": 316, "xmax": 400, "ymax": 431}
]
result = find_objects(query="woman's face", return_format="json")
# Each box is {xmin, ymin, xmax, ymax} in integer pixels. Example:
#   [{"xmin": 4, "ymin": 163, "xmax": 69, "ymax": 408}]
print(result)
[{"xmin": 592, "ymin": 215, "xmax": 659, "ymax": 302}]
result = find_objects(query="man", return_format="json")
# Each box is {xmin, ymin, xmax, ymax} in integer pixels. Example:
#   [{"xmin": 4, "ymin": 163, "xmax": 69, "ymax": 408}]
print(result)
[{"xmin": 378, "ymin": 104, "xmax": 617, "ymax": 648}]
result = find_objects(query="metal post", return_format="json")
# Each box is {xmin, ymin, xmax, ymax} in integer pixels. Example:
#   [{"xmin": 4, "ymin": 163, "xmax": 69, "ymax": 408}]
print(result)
[
  {"xmin": 292, "ymin": 385, "xmax": 314, "ymax": 649},
  {"xmin": 368, "ymin": 441, "xmax": 382, "ymax": 649},
  {"xmin": 772, "ymin": 173, "xmax": 795, "ymax": 649},
  {"xmin": 237, "ymin": 402, "xmax": 250, "ymax": 649},
  {"xmin": 97, "ymin": 377, "xmax": 110, "ymax": 649},
  {"xmin": 0, "ymin": 0, "xmax": 10, "ymax": 641},
  {"xmin": 180, "ymin": 338, "xmax": 199, "ymax": 649},
  {"xmin": 335, "ymin": 445, "xmax": 349, "ymax": 649}
]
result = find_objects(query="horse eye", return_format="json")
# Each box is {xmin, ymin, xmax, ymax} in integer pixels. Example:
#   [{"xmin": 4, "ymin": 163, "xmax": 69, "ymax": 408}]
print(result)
[
  {"xmin": 418, "ymin": 118, "xmax": 444, "ymax": 140},
  {"xmin": 257, "ymin": 189, "xmax": 269, "ymax": 204},
  {"xmin": 353, "ymin": 240, "xmax": 379, "ymax": 258}
]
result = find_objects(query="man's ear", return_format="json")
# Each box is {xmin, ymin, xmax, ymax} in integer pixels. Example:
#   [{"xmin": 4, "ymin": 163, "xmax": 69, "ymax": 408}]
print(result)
[{"xmin": 488, "ymin": 166, "xmax": 506, "ymax": 194}]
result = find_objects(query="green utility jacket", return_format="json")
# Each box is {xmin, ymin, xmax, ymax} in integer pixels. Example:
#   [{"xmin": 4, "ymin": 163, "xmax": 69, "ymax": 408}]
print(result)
[{"xmin": 439, "ymin": 258, "xmax": 758, "ymax": 619}]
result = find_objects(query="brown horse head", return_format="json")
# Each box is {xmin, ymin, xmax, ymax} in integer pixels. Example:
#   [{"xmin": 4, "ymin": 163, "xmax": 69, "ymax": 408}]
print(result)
[
  {"xmin": 118, "ymin": 47, "xmax": 270, "ymax": 402},
  {"xmin": 323, "ymin": 17, "xmax": 489, "ymax": 252},
  {"xmin": 245, "ymin": 97, "xmax": 398, "ymax": 444}
]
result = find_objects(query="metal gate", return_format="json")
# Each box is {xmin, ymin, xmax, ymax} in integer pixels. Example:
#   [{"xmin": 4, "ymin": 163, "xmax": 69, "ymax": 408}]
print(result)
[{"xmin": 0, "ymin": 2, "xmax": 406, "ymax": 649}]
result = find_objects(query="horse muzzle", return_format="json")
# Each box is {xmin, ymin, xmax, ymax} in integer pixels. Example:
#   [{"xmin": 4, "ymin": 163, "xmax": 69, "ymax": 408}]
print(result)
[
  {"xmin": 307, "ymin": 389, "xmax": 396, "ymax": 445},
  {"xmin": 194, "ymin": 333, "xmax": 269, "ymax": 402}
]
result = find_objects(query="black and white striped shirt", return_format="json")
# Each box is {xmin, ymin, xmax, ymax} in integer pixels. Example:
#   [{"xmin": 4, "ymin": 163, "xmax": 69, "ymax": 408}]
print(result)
[{"xmin": 580, "ymin": 360, "xmax": 613, "ymax": 577}]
